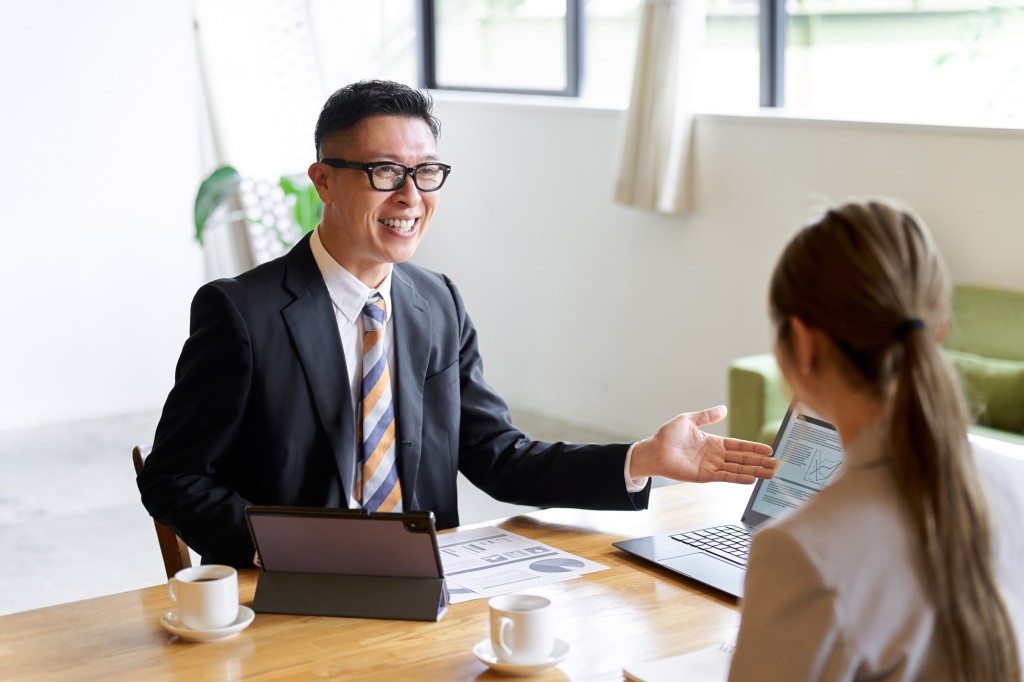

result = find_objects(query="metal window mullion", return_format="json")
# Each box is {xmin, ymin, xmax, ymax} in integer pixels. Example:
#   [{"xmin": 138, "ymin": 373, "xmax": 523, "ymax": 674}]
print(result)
[
  {"xmin": 760, "ymin": 0, "xmax": 786, "ymax": 107},
  {"xmin": 418, "ymin": 0, "xmax": 437, "ymax": 89},
  {"xmin": 566, "ymin": 0, "xmax": 582, "ymax": 97}
]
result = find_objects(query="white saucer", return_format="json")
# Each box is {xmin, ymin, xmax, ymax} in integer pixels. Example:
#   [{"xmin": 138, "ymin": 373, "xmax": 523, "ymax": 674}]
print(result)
[
  {"xmin": 160, "ymin": 605, "xmax": 255, "ymax": 642},
  {"xmin": 472, "ymin": 638, "xmax": 570, "ymax": 676}
]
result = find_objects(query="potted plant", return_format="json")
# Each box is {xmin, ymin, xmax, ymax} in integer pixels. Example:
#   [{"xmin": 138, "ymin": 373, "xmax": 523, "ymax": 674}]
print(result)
[{"xmin": 193, "ymin": 165, "xmax": 322, "ymax": 256}]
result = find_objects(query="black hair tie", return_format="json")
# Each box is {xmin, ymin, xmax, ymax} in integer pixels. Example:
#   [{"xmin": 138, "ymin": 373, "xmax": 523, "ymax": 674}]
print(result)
[{"xmin": 893, "ymin": 318, "xmax": 925, "ymax": 341}]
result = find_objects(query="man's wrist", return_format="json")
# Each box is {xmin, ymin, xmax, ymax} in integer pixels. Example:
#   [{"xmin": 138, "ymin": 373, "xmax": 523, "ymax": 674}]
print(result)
[{"xmin": 623, "ymin": 442, "xmax": 650, "ymax": 493}]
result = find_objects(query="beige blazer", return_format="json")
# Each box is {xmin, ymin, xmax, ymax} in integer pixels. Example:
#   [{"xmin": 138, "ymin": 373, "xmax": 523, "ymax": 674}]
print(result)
[{"xmin": 729, "ymin": 422, "xmax": 1023, "ymax": 682}]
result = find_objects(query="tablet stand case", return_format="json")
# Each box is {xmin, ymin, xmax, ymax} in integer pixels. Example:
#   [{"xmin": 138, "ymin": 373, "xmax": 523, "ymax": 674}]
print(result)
[
  {"xmin": 246, "ymin": 506, "xmax": 449, "ymax": 622},
  {"xmin": 253, "ymin": 572, "xmax": 448, "ymax": 622}
]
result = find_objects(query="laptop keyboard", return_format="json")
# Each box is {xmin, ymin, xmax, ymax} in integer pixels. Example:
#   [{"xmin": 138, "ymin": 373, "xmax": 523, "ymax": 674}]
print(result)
[{"xmin": 671, "ymin": 524, "xmax": 751, "ymax": 567}]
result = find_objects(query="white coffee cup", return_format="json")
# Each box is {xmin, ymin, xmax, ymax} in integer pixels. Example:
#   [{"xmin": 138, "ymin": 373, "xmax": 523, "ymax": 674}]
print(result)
[
  {"xmin": 488, "ymin": 594, "xmax": 555, "ymax": 664},
  {"xmin": 167, "ymin": 565, "xmax": 239, "ymax": 631}
]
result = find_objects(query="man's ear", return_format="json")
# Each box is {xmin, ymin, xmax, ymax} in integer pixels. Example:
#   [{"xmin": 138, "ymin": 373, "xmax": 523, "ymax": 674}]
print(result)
[{"xmin": 308, "ymin": 162, "xmax": 331, "ymax": 203}]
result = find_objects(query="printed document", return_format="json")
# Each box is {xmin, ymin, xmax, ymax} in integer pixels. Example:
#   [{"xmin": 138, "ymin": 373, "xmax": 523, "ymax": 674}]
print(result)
[{"xmin": 439, "ymin": 526, "xmax": 607, "ymax": 603}]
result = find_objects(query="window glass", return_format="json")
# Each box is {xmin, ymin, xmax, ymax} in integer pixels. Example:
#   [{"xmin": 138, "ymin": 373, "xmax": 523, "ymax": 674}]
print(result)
[
  {"xmin": 699, "ymin": 0, "xmax": 761, "ymax": 111},
  {"xmin": 433, "ymin": 0, "xmax": 569, "ymax": 93},
  {"xmin": 785, "ymin": 0, "xmax": 1024, "ymax": 125},
  {"xmin": 583, "ymin": 0, "xmax": 643, "ymax": 103},
  {"xmin": 310, "ymin": 0, "xmax": 418, "ymax": 88},
  {"xmin": 583, "ymin": 0, "xmax": 760, "ymax": 110}
]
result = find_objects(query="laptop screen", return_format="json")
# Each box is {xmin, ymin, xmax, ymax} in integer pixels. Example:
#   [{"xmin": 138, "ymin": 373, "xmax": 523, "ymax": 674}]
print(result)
[{"xmin": 740, "ymin": 404, "xmax": 844, "ymax": 527}]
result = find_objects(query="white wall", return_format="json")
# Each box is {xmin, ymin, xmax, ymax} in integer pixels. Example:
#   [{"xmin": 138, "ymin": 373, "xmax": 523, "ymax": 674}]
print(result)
[
  {"xmin": 0, "ymin": 0, "xmax": 205, "ymax": 431},
  {"xmin": 2, "ymin": 5, "xmax": 1022, "ymax": 442},
  {"xmin": 416, "ymin": 97, "xmax": 1024, "ymax": 440}
]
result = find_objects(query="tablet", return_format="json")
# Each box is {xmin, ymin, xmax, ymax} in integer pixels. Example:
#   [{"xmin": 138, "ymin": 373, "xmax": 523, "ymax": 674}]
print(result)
[
  {"xmin": 245, "ymin": 506, "xmax": 448, "ymax": 621},
  {"xmin": 245, "ymin": 505, "xmax": 444, "ymax": 579}
]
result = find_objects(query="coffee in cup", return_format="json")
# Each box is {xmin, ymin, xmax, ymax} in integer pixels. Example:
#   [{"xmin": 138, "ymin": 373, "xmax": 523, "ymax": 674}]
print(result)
[
  {"xmin": 167, "ymin": 565, "xmax": 239, "ymax": 630},
  {"xmin": 488, "ymin": 594, "xmax": 555, "ymax": 664}
]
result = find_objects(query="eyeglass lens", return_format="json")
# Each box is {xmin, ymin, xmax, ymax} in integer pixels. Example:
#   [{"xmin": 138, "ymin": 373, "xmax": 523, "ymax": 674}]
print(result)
[{"xmin": 372, "ymin": 163, "xmax": 446, "ymax": 191}]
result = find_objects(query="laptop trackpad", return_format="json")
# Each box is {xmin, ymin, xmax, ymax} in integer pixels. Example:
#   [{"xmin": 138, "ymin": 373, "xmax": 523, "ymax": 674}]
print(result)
[
  {"xmin": 661, "ymin": 553, "xmax": 746, "ymax": 598},
  {"xmin": 614, "ymin": 535, "xmax": 703, "ymax": 561}
]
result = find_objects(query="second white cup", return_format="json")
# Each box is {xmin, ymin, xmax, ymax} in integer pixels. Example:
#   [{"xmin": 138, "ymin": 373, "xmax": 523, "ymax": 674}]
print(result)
[
  {"xmin": 488, "ymin": 593, "xmax": 554, "ymax": 664},
  {"xmin": 167, "ymin": 565, "xmax": 239, "ymax": 631}
]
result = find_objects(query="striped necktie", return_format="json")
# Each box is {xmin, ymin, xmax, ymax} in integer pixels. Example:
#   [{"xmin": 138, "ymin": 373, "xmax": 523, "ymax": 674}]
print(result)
[{"xmin": 358, "ymin": 292, "xmax": 403, "ymax": 512}]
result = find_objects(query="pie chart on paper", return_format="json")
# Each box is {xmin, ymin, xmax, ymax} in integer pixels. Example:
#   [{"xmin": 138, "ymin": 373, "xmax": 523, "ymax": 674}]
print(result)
[{"xmin": 529, "ymin": 558, "xmax": 585, "ymax": 573}]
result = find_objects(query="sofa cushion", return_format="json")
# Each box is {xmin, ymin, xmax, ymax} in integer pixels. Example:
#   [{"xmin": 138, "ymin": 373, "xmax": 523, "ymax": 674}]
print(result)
[
  {"xmin": 948, "ymin": 285, "xmax": 1024, "ymax": 361},
  {"xmin": 728, "ymin": 354, "xmax": 788, "ymax": 444},
  {"xmin": 946, "ymin": 349, "xmax": 1024, "ymax": 434}
]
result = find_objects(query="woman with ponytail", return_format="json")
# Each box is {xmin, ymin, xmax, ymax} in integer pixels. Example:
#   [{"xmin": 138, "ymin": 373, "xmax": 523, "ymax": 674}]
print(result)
[{"xmin": 728, "ymin": 200, "xmax": 1021, "ymax": 681}]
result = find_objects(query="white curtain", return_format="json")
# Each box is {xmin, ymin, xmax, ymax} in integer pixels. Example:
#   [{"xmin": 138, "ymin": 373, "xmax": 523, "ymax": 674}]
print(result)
[
  {"xmin": 614, "ymin": 0, "xmax": 707, "ymax": 216},
  {"xmin": 194, "ymin": 0, "xmax": 327, "ymax": 276}
]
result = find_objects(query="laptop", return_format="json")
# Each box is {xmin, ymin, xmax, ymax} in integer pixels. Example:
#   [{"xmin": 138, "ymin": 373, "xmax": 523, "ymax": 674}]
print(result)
[{"xmin": 613, "ymin": 403, "xmax": 843, "ymax": 598}]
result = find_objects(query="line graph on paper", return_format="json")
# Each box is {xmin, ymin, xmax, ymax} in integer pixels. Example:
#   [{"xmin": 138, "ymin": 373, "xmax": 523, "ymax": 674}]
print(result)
[{"xmin": 804, "ymin": 448, "xmax": 841, "ymax": 487}]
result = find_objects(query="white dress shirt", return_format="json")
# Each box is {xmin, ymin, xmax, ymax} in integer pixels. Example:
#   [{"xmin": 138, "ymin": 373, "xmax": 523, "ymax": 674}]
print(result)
[{"xmin": 310, "ymin": 228, "xmax": 396, "ymax": 508}]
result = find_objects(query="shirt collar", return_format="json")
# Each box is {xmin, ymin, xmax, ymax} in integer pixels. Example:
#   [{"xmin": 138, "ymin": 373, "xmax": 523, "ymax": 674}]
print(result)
[{"xmin": 310, "ymin": 227, "xmax": 393, "ymax": 324}]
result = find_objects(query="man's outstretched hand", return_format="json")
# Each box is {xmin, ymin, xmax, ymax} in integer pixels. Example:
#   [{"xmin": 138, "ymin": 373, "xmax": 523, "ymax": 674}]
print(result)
[{"xmin": 629, "ymin": 405, "xmax": 777, "ymax": 484}]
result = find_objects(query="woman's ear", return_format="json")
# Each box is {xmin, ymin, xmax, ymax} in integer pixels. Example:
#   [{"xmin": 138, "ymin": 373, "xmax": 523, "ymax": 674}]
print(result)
[
  {"xmin": 788, "ymin": 316, "xmax": 821, "ymax": 378},
  {"xmin": 936, "ymin": 317, "xmax": 949, "ymax": 344}
]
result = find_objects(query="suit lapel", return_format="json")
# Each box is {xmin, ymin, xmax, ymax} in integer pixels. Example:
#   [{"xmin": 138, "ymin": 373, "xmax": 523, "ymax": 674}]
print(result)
[
  {"xmin": 391, "ymin": 266, "xmax": 430, "ymax": 508},
  {"xmin": 281, "ymin": 236, "xmax": 355, "ymax": 504}
]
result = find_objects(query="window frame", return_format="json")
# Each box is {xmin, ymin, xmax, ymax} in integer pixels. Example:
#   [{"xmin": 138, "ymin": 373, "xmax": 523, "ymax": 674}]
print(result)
[
  {"xmin": 418, "ymin": 0, "xmax": 775, "ymax": 105},
  {"xmin": 418, "ymin": 0, "xmax": 583, "ymax": 97},
  {"xmin": 419, "ymin": 0, "xmax": 1021, "ymax": 116}
]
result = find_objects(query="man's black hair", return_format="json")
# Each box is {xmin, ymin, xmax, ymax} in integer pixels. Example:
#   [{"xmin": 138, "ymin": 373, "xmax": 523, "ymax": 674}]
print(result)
[{"xmin": 314, "ymin": 80, "xmax": 441, "ymax": 158}]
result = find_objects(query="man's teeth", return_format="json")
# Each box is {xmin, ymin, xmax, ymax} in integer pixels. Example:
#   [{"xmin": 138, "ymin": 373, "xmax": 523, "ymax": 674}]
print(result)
[{"xmin": 381, "ymin": 218, "xmax": 415, "ymax": 232}]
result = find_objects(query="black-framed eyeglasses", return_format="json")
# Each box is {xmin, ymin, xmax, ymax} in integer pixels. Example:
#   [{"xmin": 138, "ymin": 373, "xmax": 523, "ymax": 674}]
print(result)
[{"xmin": 320, "ymin": 158, "xmax": 452, "ymax": 192}]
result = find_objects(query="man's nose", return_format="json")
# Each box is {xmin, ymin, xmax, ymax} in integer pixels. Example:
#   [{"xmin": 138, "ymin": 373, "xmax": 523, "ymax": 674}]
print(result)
[{"xmin": 393, "ymin": 176, "xmax": 422, "ymax": 204}]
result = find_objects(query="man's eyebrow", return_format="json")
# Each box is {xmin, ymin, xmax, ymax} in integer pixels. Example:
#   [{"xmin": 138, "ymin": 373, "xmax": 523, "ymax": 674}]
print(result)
[{"xmin": 363, "ymin": 150, "xmax": 440, "ymax": 162}]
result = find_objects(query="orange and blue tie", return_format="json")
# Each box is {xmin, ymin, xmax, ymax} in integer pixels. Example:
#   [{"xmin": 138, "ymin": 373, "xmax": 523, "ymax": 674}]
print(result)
[{"xmin": 358, "ymin": 293, "xmax": 402, "ymax": 512}]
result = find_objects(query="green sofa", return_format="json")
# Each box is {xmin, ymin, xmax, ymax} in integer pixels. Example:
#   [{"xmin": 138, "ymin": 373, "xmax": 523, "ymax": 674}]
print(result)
[{"xmin": 728, "ymin": 285, "xmax": 1024, "ymax": 448}]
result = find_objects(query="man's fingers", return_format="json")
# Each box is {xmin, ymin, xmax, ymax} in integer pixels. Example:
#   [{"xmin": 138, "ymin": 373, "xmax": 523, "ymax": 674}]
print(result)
[
  {"xmin": 712, "ymin": 457, "xmax": 778, "ymax": 480},
  {"xmin": 725, "ymin": 451, "xmax": 779, "ymax": 469},
  {"xmin": 686, "ymin": 405, "xmax": 727, "ymax": 428},
  {"xmin": 720, "ymin": 436, "xmax": 774, "ymax": 456}
]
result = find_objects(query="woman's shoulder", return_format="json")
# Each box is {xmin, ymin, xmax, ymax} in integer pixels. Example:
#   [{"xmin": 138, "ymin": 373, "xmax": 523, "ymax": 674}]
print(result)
[{"xmin": 759, "ymin": 465, "xmax": 913, "ymax": 574}]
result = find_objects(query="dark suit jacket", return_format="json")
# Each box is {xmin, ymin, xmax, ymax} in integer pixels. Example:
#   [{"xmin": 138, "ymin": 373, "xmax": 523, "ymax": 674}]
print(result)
[{"xmin": 138, "ymin": 234, "xmax": 650, "ymax": 566}]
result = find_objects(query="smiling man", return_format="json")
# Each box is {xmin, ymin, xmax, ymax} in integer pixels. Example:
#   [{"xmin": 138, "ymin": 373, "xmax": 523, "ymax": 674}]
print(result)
[
  {"xmin": 137, "ymin": 80, "xmax": 776, "ymax": 568},
  {"xmin": 313, "ymin": 111, "xmax": 443, "ymax": 285}
]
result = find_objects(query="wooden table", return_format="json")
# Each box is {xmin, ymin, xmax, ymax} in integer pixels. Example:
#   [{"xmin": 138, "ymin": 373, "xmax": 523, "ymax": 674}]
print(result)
[{"xmin": 0, "ymin": 482, "xmax": 751, "ymax": 681}]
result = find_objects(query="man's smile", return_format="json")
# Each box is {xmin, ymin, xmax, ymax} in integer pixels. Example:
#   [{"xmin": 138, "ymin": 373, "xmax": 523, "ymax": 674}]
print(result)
[{"xmin": 380, "ymin": 217, "xmax": 417, "ymax": 234}]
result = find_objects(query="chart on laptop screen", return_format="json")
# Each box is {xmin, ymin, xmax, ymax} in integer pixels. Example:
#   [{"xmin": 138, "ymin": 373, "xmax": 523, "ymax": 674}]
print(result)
[{"xmin": 746, "ymin": 410, "xmax": 844, "ymax": 520}]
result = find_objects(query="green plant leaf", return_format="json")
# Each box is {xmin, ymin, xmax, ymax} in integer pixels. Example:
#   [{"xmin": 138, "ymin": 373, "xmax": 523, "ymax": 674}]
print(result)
[
  {"xmin": 279, "ymin": 175, "xmax": 301, "ymax": 196},
  {"xmin": 294, "ymin": 185, "xmax": 323, "ymax": 236},
  {"xmin": 279, "ymin": 175, "xmax": 322, "ymax": 237},
  {"xmin": 194, "ymin": 166, "xmax": 242, "ymax": 244}
]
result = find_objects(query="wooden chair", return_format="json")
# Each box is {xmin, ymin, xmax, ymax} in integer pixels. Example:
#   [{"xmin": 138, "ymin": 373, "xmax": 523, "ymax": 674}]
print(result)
[{"xmin": 132, "ymin": 445, "xmax": 192, "ymax": 579}]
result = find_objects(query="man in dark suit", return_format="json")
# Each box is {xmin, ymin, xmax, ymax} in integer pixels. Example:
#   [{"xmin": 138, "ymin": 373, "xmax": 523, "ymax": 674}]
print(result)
[{"xmin": 138, "ymin": 80, "xmax": 776, "ymax": 568}]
